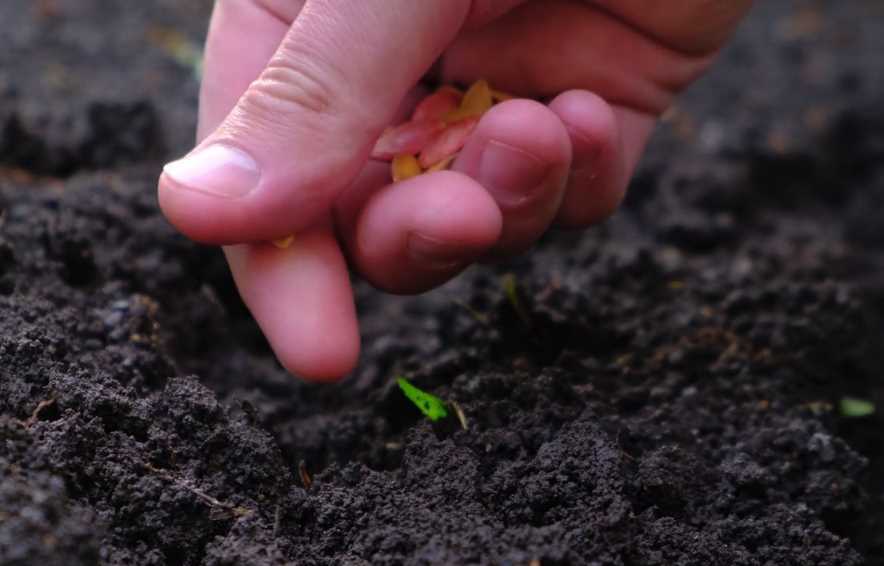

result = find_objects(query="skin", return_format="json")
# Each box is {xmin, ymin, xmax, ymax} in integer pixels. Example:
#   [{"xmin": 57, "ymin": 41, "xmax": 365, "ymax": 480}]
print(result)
[{"xmin": 157, "ymin": 0, "xmax": 754, "ymax": 381}]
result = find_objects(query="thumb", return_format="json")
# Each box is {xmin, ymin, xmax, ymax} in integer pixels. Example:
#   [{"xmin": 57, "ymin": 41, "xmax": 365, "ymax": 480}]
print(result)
[{"xmin": 159, "ymin": 0, "xmax": 522, "ymax": 245}]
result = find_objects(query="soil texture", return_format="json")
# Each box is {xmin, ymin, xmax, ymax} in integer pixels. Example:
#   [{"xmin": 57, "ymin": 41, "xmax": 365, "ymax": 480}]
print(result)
[{"xmin": 1, "ymin": 1, "xmax": 884, "ymax": 565}]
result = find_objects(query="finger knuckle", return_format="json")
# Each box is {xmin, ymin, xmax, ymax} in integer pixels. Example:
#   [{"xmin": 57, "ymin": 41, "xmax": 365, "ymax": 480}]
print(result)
[{"xmin": 249, "ymin": 54, "xmax": 338, "ymax": 118}]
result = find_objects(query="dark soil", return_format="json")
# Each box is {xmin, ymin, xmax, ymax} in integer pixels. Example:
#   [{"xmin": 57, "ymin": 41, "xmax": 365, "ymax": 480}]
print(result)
[{"xmin": 2, "ymin": 1, "xmax": 884, "ymax": 565}]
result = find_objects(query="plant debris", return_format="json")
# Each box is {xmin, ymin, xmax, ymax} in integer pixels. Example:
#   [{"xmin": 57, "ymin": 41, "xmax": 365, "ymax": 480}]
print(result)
[
  {"xmin": 143, "ymin": 463, "xmax": 251, "ymax": 519},
  {"xmin": 298, "ymin": 460, "xmax": 313, "ymax": 489},
  {"xmin": 17, "ymin": 397, "xmax": 56, "ymax": 428},
  {"xmin": 450, "ymin": 400, "xmax": 469, "ymax": 431}
]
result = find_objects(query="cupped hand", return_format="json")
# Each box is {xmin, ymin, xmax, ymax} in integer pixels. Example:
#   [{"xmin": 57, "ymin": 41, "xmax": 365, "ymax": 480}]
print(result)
[{"xmin": 157, "ymin": 0, "xmax": 753, "ymax": 380}]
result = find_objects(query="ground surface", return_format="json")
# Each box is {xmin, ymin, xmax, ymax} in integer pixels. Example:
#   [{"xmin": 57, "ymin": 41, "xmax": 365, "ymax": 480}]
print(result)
[{"xmin": 1, "ymin": 1, "xmax": 884, "ymax": 565}]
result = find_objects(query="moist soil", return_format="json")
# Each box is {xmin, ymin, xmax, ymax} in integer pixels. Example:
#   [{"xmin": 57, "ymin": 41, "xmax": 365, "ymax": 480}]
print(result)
[{"xmin": 2, "ymin": 1, "xmax": 884, "ymax": 565}]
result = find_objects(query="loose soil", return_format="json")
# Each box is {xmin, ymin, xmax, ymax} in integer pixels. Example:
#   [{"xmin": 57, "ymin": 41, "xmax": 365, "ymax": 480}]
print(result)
[{"xmin": 1, "ymin": 1, "xmax": 884, "ymax": 565}]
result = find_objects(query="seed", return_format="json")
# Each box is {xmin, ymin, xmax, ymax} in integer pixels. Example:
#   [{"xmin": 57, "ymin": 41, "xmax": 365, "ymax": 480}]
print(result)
[
  {"xmin": 272, "ymin": 235, "xmax": 295, "ymax": 249},
  {"xmin": 491, "ymin": 88, "xmax": 515, "ymax": 103},
  {"xmin": 419, "ymin": 117, "xmax": 478, "ymax": 168},
  {"xmin": 412, "ymin": 88, "xmax": 462, "ymax": 122},
  {"xmin": 444, "ymin": 79, "xmax": 492, "ymax": 123},
  {"xmin": 380, "ymin": 81, "xmax": 507, "ymax": 183},
  {"xmin": 371, "ymin": 119, "xmax": 446, "ymax": 160},
  {"xmin": 392, "ymin": 154, "xmax": 423, "ymax": 182},
  {"xmin": 425, "ymin": 154, "xmax": 457, "ymax": 173}
]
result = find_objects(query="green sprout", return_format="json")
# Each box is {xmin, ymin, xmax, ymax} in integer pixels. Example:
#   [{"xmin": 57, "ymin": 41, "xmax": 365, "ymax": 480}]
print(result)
[
  {"xmin": 501, "ymin": 273, "xmax": 531, "ymax": 326},
  {"xmin": 453, "ymin": 299, "xmax": 490, "ymax": 326},
  {"xmin": 397, "ymin": 377, "xmax": 449, "ymax": 422},
  {"xmin": 839, "ymin": 397, "xmax": 876, "ymax": 418}
]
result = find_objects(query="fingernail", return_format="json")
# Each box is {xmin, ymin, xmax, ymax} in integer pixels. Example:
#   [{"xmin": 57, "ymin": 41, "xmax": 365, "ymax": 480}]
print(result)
[
  {"xmin": 478, "ymin": 140, "xmax": 551, "ymax": 208},
  {"xmin": 406, "ymin": 232, "xmax": 465, "ymax": 271},
  {"xmin": 162, "ymin": 145, "xmax": 260, "ymax": 199}
]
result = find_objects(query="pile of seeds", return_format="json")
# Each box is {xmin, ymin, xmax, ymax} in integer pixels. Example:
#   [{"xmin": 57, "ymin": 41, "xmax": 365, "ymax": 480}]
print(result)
[
  {"xmin": 272, "ymin": 80, "xmax": 509, "ymax": 249},
  {"xmin": 371, "ymin": 79, "xmax": 511, "ymax": 181}
]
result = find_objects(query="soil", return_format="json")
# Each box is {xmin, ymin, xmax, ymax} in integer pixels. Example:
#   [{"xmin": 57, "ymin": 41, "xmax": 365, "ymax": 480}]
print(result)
[{"xmin": 2, "ymin": 1, "xmax": 884, "ymax": 565}]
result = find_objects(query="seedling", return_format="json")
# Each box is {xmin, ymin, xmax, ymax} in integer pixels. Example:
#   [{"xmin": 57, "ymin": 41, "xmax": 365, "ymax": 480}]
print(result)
[
  {"xmin": 395, "ymin": 376, "xmax": 470, "ymax": 431},
  {"xmin": 502, "ymin": 273, "xmax": 531, "ymax": 326},
  {"xmin": 839, "ymin": 397, "xmax": 875, "ymax": 417},
  {"xmin": 397, "ymin": 376, "xmax": 449, "ymax": 421},
  {"xmin": 453, "ymin": 299, "xmax": 490, "ymax": 326}
]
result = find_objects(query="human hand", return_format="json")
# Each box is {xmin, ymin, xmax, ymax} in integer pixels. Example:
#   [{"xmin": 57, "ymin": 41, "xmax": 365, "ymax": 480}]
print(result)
[{"xmin": 157, "ymin": 0, "xmax": 753, "ymax": 380}]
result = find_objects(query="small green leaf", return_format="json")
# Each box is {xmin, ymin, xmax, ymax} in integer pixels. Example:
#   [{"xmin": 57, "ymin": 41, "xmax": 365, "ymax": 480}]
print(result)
[
  {"xmin": 397, "ymin": 377, "xmax": 448, "ymax": 422},
  {"xmin": 839, "ymin": 397, "xmax": 876, "ymax": 418}
]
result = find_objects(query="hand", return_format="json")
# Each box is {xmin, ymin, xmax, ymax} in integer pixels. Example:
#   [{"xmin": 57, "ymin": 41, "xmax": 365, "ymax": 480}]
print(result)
[{"xmin": 157, "ymin": 0, "xmax": 753, "ymax": 380}]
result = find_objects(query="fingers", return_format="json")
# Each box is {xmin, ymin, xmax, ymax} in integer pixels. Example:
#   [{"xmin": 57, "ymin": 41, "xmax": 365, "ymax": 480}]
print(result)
[
  {"xmin": 224, "ymin": 222, "xmax": 359, "ymax": 381},
  {"xmin": 160, "ymin": 0, "xmax": 478, "ymax": 245},
  {"xmin": 334, "ymin": 92, "xmax": 649, "ymax": 297},
  {"xmin": 336, "ymin": 98, "xmax": 569, "ymax": 295},
  {"xmin": 547, "ymin": 90, "xmax": 624, "ymax": 228},
  {"xmin": 590, "ymin": 0, "xmax": 755, "ymax": 55},
  {"xmin": 339, "ymin": 170, "xmax": 502, "ymax": 294},
  {"xmin": 452, "ymin": 99, "xmax": 571, "ymax": 256},
  {"xmin": 341, "ymin": 92, "xmax": 650, "ymax": 295},
  {"xmin": 440, "ymin": 0, "xmax": 713, "ymax": 115}
]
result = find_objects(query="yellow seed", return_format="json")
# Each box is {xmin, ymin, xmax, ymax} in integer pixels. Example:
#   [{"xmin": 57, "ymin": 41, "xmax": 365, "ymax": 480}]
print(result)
[
  {"xmin": 491, "ymin": 88, "xmax": 515, "ymax": 103},
  {"xmin": 444, "ymin": 79, "xmax": 492, "ymax": 123},
  {"xmin": 425, "ymin": 154, "xmax": 456, "ymax": 173},
  {"xmin": 462, "ymin": 79, "xmax": 493, "ymax": 110},
  {"xmin": 392, "ymin": 153, "xmax": 422, "ymax": 182},
  {"xmin": 272, "ymin": 235, "xmax": 295, "ymax": 249}
]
